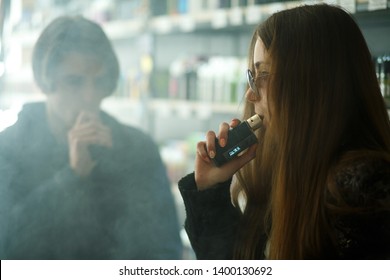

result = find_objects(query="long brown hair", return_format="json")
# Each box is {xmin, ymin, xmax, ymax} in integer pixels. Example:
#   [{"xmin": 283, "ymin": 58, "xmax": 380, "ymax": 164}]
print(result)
[{"xmin": 233, "ymin": 4, "xmax": 390, "ymax": 259}]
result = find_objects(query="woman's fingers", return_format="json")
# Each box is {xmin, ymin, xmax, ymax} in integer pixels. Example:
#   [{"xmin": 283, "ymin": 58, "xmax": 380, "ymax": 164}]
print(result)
[
  {"xmin": 217, "ymin": 122, "xmax": 230, "ymax": 147},
  {"xmin": 196, "ymin": 141, "xmax": 211, "ymax": 163},
  {"xmin": 205, "ymin": 130, "xmax": 217, "ymax": 159}
]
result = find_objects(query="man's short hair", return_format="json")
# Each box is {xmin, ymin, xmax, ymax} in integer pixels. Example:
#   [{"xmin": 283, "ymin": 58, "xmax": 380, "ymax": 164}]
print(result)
[{"xmin": 32, "ymin": 16, "xmax": 120, "ymax": 95}]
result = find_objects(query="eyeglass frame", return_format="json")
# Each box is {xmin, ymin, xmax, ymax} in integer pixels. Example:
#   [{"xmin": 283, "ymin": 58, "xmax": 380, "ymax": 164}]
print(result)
[{"xmin": 246, "ymin": 69, "xmax": 269, "ymax": 99}]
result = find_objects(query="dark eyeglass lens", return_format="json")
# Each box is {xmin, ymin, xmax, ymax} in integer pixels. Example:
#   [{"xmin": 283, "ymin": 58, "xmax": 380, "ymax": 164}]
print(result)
[{"xmin": 247, "ymin": 70, "xmax": 256, "ymax": 92}]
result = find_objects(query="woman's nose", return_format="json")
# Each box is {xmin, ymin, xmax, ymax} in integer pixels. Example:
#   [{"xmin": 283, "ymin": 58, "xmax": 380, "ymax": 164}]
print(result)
[{"xmin": 245, "ymin": 87, "xmax": 258, "ymax": 103}]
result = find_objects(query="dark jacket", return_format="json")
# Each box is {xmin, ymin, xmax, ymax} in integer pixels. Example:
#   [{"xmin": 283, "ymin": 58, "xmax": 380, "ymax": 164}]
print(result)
[
  {"xmin": 0, "ymin": 102, "xmax": 182, "ymax": 259},
  {"xmin": 179, "ymin": 158, "xmax": 390, "ymax": 259}
]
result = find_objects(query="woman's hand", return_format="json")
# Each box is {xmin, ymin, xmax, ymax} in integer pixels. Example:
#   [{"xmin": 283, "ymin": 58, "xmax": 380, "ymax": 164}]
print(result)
[
  {"xmin": 195, "ymin": 119, "xmax": 257, "ymax": 190},
  {"xmin": 68, "ymin": 111, "xmax": 112, "ymax": 177}
]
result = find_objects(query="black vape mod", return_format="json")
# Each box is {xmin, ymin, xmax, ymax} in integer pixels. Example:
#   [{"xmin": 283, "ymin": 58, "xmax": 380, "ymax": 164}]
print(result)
[{"xmin": 212, "ymin": 114, "xmax": 262, "ymax": 167}]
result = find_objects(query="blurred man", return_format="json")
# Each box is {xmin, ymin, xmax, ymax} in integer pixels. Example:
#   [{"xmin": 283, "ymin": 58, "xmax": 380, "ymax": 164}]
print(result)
[{"xmin": 0, "ymin": 16, "xmax": 182, "ymax": 259}]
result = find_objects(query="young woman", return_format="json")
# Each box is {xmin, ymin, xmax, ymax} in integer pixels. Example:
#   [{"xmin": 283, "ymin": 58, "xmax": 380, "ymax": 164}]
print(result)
[{"xmin": 179, "ymin": 4, "xmax": 390, "ymax": 259}]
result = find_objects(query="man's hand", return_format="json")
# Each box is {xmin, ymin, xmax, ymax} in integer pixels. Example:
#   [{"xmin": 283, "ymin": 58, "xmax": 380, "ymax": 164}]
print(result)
[{"xmin": 67, "ymin": 111, "xmax": 112, "ymax": 177}]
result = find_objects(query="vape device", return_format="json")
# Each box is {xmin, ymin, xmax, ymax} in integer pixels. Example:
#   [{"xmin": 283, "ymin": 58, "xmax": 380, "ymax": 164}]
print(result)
[{"xmin": 212, "ymin": 114, "xmax": 262, "ymax": 167}]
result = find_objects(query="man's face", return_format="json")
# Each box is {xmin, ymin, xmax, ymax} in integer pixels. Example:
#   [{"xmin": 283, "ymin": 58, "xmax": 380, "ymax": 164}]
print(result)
[{"xmin": 46, "ymin": 52, "xmax": 109, "ymax": 129}]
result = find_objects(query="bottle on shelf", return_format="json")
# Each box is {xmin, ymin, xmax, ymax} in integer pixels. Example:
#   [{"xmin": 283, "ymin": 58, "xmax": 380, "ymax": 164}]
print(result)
[
  {"xmin": 166, "ymin": 55, "xmax": 247, "ymax": 104},
  {"xmin": 374, "ymin": 54, "xmax": 390, "ymax": 99}
]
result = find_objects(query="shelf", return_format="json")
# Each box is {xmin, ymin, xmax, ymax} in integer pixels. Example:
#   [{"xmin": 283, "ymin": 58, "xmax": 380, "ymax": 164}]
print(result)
[
  {"xmin": 9, "ymin": 1, "xmax": 390, "ymax": 45},
  {"xmin": 100, "ymin": 97, "xmax": 146, "ymax": 128},
  {"xmin": 149, "ymin": 98, "xmax": 242, "ymax": 117},
  {"xmin": 103, "ymin": 19, "xmax": 146, "ymax": 40},
  {"xmin": 109, "ymin": 1, "xmax": 390, "ymax": 36}
]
